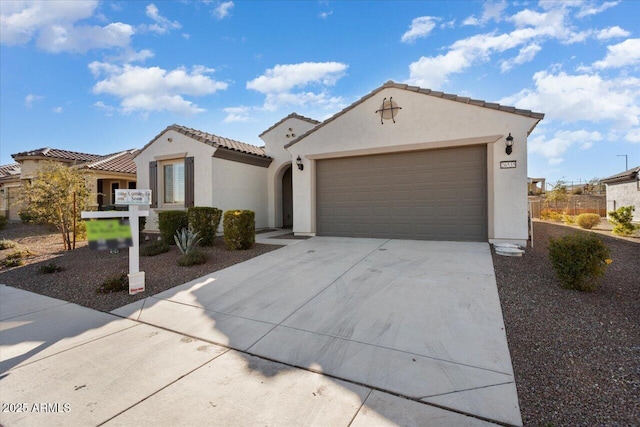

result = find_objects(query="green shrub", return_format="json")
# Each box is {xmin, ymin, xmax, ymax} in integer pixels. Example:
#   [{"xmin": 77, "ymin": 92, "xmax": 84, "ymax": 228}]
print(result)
[
  {"xmin": 0, "ymin": 215, "xmax": 7, "ymax": 230},
  {"xmin": 187, "ymin": 207, "xmax": 222, "ymax": 246},
  {"xmin": 576, "ymin": 213, "xmax": 601, "ymax": 229},
  {"xmin": 140, "ymin": 240, "xmax": 170, "ymax": 257},
  {"xmin": 0, "ymin": 239, "xmax": 17, "ymax": 250},
  {"xmin": 2, "ymin": 249, "xmax": 34, "ymax": 267},
  {"xmin": 177, "ymin": 250, "xmax": 207, "ymax": 266},
  {"xmin": 97, "ymin": 272, "xmax": 129, "ymax": 293},
  {"xmin": 562, "ymin": 213, "xmax": 575, "ymax": 225},
  {"xmin": 38, "ymin": 262, "xmax": 65, "ymax": 274},
  {"xmin": 608, "ymin": 206, "xmax": 638, "ymax": 236},
  {"xmin": 548, "ymin": 233, "xmax": 611, "ymax": 291},
  {"xmin": 158, "ymin": 210, "xmax": 188, "ymax": 244},
  {"xmin": 223, "ymin": 210, "xmax": 255, "ymax": 250},
  {"xmin": 139, "ymin": 216, "xmax": 146, "ymax": 239},
  {"xmin": 19, "ymin": 210, "xmax": 36, "ymax": 224},
  {"xmin": 540, "ymin": 209, "xmax": 563, "ymax": 222}
]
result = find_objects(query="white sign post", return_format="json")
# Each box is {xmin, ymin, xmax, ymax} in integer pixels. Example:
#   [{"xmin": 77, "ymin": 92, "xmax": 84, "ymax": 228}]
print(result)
[{"xmin": 82, "ymin": 189, "xmax": 151, "ymax": 295}]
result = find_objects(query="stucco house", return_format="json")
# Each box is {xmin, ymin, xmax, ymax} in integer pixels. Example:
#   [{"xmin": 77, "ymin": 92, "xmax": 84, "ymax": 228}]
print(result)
[
  {"xmin": 601, "ymin": 166, "xmax": 640, "ymax": 222},
  {"xmin": 137, "ymin": 81, "xmax": 543, "ymax": 246},
  {"xmin": 0, "ymin": 147, "xmax": 138, "ymax": 220}
]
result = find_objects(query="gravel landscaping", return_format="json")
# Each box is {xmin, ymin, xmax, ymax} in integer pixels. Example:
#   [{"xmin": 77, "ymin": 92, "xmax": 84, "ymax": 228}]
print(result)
[
  {"xmin": 494, "ymin": 221, "xmax": 639, "ymax": 426},
  {"xmin": 0, "ymin": 222, "xmax": 281, "ymax": 312},
  {"xmin": 1, "ymin": 220, "xmax": 638, "ymax": 425}
]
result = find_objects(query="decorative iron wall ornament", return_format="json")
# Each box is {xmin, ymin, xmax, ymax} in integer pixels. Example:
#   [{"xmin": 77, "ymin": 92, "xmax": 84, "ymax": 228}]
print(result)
[{"xmin": 375, "ymin": 97, "xmax": 402, "ymax": 124}]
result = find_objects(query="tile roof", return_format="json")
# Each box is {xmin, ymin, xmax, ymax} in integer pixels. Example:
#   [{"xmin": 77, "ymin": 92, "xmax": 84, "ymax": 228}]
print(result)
[
  {"xmin": 79, "ymin": 149, "xmax": 139, "ymax": 174},
  {"xmin": 141, "ymin": 124, "xmax": 269, "ymax": 158},
  {"xmin": 0, "ymin": 163, "xmax": 21, "ymax": 180},
  {"xmin": 285, "ymin": 80, "xmax": 545, "ymax": 149},
  {"xmin": 12, "ymin": 147, "xmax": 103, "ymax": 163},
  {"xmin": 601, "ymin": 166, "xmax": 640, "ymax": 183},
  {"xmin": 259, "ymin": 112, "xmax": 320, "ymax": 137}
]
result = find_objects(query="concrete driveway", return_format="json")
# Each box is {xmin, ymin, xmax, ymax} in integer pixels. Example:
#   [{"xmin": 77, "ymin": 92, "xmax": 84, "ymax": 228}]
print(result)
[{"xmin": 1, "ymin": 236, "xmax": 521, "ymax": 426}]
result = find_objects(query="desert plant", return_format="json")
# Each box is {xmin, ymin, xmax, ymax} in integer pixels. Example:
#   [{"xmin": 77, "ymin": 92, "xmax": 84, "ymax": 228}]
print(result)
[
  {"xmin": 576, "ymin": 213, "xmax": 601, "ymax": 229},
  {"xmin": 174, "ymin": 228, "xmax": 202, "ymax": 254},
  {"xmin": 158, "ymin": 210, "xmax": 188, "ymax": 244},
  {"xmin": 96, "ymin": 272, "xmax": 129, "ymax": 294},
  {"xmin": 608, "ymin": 206, "xmax": 638, "ymax": 236},
  {"xmin": 562, "ymin": 213, "xmax": 575, "ymax": 225},
  {"xmin": 187, "ymin": 207, "xmax": 222, "ymax": 246},
  {"xmin": 223, "ymin": 210, "xmax": 255, "ymax": 250},
  {"xmin": 177, "ymin": 250, "xmax": 207, "ymax": 266},
  {"xmin": 140, "ymin": 240, "xmax": 170, "ymax": 257},
  {"xmin": 548, "ymin": 232, "xmax": 611, "ymax": 291},
  {"xmin": 0, "ymin": 238, "xmax": 17, "ymax": 250},
  {"xmin": 38, "ymin": 262, "xmax": 65, "ymax": 274},
  {"xmin": 2, "ymin": 249, "xmax": 34, "ymax": 267}
]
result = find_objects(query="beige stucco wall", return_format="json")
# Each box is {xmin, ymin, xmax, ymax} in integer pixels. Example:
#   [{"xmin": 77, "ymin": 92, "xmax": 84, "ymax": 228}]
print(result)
[
  {"xmin": 288, "ymin": 86, "xmax": 541, "ymax": 245},
  {"xmin": 606, "ymin": 180, "xmax": 640, "ymax": 222},
  {"xmin": 135, "ymin": 128, "xmax": 268, "ymax": 231},
  {"xmin": 261, "ymin": 117, "xmax": 318, "ymax": 228}
]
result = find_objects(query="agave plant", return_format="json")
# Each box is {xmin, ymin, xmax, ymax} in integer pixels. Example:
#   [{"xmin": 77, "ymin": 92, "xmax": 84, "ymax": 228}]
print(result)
[{"xmin": 174, "ymin": 228, "xmax": 202, "ymax": 255}]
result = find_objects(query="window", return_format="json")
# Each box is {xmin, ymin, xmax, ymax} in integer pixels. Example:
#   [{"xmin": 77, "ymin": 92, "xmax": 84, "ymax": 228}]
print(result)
[{"xmin": 163, "ymin": 161, "xmax": 185, "ymax": 204}]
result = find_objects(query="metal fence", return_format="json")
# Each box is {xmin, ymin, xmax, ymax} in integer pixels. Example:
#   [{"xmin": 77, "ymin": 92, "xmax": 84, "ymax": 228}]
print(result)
[{"xmin": 529, "ymin": 195, "xmax": 607, "ymax": 219}]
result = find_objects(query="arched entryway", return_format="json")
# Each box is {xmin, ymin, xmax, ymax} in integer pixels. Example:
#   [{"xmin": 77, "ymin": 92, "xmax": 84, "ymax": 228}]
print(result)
[{"xmin": 281, "ymin": 165, "xmax": 293, "ymax": 228}]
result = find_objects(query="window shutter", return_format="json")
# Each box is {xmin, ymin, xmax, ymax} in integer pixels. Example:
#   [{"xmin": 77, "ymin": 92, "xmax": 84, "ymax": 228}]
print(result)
[
  {"xmin": 149, "ymin": 161, "xmax": 158, "ymax": 208},
  {"xmin": 185, "ymin": 156, "xmax": 194, "ymax": 207}
]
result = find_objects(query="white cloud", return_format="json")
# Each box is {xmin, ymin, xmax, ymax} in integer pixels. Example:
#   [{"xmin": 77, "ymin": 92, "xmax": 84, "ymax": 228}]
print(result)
[
  {"xmin": 319, "ymin": 10, "xmax": 333, "ymax": 19},
  {"xmin": 52, "ymin": 106, "xmax": 63, "ymax": 113},
  {"xmin": 0, "ymin": 1, "xmax": 134, "ymax": 53},
  {"xmin": 141, "ymin": 3, "xmax": 181, "ymax": 34},
  {"xmin": 529, "ymin": 129, "xmax": 603, "ymax": 164},
  {"xmin": 401, "ymin": 16, "xmax": 438, "ymax": 44},
  {"xmin": 501, "ymin": 43, "xmax": 541, "ymax": 72},
  {"xmin": 576, "ymin": 0, "xmax": 620, "ymax": 18},
  {"xmin": 90, "ymin": 62, "xmax": 228, "ymax": 115},
  {"xmin": 223, "ymin": 106, "xmax": 251, "ymax": 123},
  {"xmin": 462, "ymin": 0, "xmax": 507, "ymax": 26},
  {"xmin": 500, "ymin": 71, "xmax": 640, "ymax": 128},
  {"xmin": 593, "ymin": 38, "xmax": 640, "ymax": 69},
  {"xmin": 24, "ymin": 93, "xmax": 43, "ymax": 108},
  {"xmin": 214, "ymin": 1, "xmax": 234, "ymax": 20},
  {"xmin": 625, "ymin": 128, "xmax": 640, "ymax": 143},
  {"xmin": 247, "ymin": 62, "xmax": 348, "ymax": 111},
  {"xmin": 596, "ymin": 26, "xmax": 630, "ymax": 40}
]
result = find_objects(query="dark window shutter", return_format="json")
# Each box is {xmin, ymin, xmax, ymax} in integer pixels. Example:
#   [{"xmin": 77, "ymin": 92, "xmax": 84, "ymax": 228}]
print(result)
[
  {"xmin": 185, "ymin": 156, "xmax": 194, "ymax": 207},
  {"xmin": 149, "ymin": 161, "xmax": 158, "ymax": 208}
]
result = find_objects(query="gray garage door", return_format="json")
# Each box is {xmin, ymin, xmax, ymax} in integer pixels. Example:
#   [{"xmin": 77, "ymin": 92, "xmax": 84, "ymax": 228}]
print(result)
[{"xmin": 316, "ymin": 145, "xmax": 487, "ymax": 241}]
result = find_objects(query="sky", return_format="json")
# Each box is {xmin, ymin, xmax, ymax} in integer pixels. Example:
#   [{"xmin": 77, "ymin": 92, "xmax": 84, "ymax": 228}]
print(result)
[{"xmin": 1, "ymin": 0, "xmax": 639, "ymax": 185}]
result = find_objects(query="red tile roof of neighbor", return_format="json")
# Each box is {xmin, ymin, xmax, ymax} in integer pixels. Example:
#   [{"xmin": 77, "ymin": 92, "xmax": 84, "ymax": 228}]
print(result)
[
  {"xmin": 9, "ymin": 148, "xmax": 138, "ymax": 175},
  {"xmin": 0, "ymin": 163, "xmax": 21, "ymax": 180},
  {"xmin": 141, "ymin": 124, "xmax": 270, "ymax": 158}
]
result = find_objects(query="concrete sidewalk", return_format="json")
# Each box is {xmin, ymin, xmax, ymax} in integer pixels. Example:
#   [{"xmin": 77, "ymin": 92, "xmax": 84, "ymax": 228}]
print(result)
[{"xmin": 1, "ymin": 285, "xmax": 497, "ymax": 426}]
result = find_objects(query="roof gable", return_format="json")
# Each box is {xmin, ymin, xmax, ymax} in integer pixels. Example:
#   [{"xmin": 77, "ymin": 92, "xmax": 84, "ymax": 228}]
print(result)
[
  {"xmin": 139, "ymin": 124, "xmax": 269, "ymax": 159},
  {"xmin": 259, "ymin": 113, "xmax": 320, "ymax": 138},
  {"xmin": 79, "ymin": 149, "xmax": 139, "ymax": 174},
  {"xmin": 601, "ymin": 166, "xmax": 640, "ymax": 184},
  {"xmin": 285, "ymin": 81, "xmax": 545, "ymax": 149}
]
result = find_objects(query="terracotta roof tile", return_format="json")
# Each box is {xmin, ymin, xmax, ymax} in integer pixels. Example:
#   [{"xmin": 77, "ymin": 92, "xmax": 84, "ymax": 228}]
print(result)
[
  {"xmin": 140, "ymin": 124, "xmax": 269, "ymax": 158},
  {"xmin": 80, "ymin": 149, "xmax": 138, "ymax": 174},
  {"xmin": 259, "ymin": 113, "xmax": 320, "ymax": 137},
  {"xmin": 285, "ymin": 81, "xmax": 545, "ymax": 149},
  {"xmin": 0, "ymin": 163, "xmax": 21, "ymax": 180},
  {"xmin": 12, "ymin": 147, "xmax": 102, "ymax": 163}
]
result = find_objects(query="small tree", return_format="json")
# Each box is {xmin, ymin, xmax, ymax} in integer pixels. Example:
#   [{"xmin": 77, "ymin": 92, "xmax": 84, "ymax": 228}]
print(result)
[
  {"xmin": 608, "ymin": 206, "xmax": 638, "ymax": 236},
  {"xmin": 20, "ymin": 161, "xmax": 91, "ymax": 250},
  {"xmin": 546, "ymin": 180, "xmax": 568, "ymax": 208}
]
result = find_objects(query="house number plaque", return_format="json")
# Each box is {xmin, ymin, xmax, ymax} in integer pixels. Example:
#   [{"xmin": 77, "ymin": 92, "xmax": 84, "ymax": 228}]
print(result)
[{"xmin": 500, "ymin": 161, "xmax": 517, "ymax": 169}]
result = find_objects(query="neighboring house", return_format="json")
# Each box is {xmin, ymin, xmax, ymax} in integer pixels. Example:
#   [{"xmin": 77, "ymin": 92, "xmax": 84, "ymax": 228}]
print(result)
[
  {"xmin": 0, "ymin": 147, "xmax": 138, "ymax": 220},
  {"xmin": 137, "ymin": 81, "xmax": 544, "ymax": 245},
  {"xmin": 133, "ymin": 125, "xmax": 272, "ymax": 231},
  {"xmin": 601, "ymin": 166, "xmax": 640, "ymax": 222}
]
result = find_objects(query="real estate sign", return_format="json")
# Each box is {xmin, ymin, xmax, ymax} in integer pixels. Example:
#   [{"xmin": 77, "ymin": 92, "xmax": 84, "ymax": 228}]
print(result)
[
  {"xmin": 115, "ymin": 189, "xmax": 151, "ymax": 205},
  {"xmin": 86, "ymin": 219, "xmax": 133, "ymax": 251}
]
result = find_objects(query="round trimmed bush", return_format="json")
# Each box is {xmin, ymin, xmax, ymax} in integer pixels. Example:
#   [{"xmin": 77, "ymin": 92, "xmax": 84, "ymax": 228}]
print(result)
[
  {"xmin": 158, "ymin": 210, "xmax": 188, "ymax": 244},
  {"xmin": 576, "ymin": 213, "xmax": 601, "ymax": 229},
  {"xmin": 188, "ymin": 207, "xmax": 222, "ymax": 246},
  {"xmin": 548, "ymin": 232, "xmax": 610, "ymax": 291},
  {"xmin": 223, "ymin": 210, "xmax": 255, "ymax": 250}
]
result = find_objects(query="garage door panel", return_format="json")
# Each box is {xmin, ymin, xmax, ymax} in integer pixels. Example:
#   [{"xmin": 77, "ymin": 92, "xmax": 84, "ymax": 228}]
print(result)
[{"xmin": 316, "ymin": 145, "xmax": 487, "ymax": 241}]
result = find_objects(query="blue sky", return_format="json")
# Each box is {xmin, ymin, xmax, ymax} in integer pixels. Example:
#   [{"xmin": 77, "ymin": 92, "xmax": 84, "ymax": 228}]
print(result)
[{"xmin": 1, "ymin": 0, "xmax": 639, "ymax": 185}]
